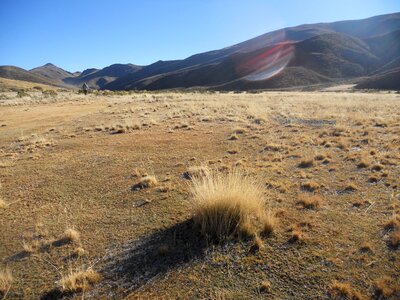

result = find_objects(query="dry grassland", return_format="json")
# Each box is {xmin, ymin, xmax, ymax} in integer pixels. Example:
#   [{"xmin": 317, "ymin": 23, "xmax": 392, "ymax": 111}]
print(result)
[{"xmin": 0, "ymin": 89, "xmax": 399, "ymax": 299}]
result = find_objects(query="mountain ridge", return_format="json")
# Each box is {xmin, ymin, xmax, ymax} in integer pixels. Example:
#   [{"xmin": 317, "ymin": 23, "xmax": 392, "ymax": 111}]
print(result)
[{"xmin": 1, "ymin": 12, "xmax": 399, "ymax": 90}]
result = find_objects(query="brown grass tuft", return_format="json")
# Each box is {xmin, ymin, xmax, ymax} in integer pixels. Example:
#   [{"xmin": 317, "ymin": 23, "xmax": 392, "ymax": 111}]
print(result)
[
  {"xmin": 0, "ymin": 268, "xmax": 13, "ymax": 296},
  {"xmin": 63, "ymin": 228, "xmax": 81, "ymax": 244},
  {"xmin": 357, "ymin": 158, "xmax": 370, "ymax": 169},
  {"xmin": 298, "ymin": 158, "xmax": 314, "ymax": 168},
  {"xmin": 359, "ymin": 242, "xmax": 373, "ymax": 253},
  {"xmin": 191, "ymin": 169, "xmax": 266, "ymax": 241},
  {"xmin": 183, "ymin": 166, "xmax": 210, "ymax": 180},
  {"xmin": 58, "ymin": 268, "xmax": 100, "ymax": 293},
  {"xmin": 343, "ymin": 183, "xmax": 359, "ymax": 192},
  {"xmin": 329, "ymin": 281, "xmax": 367, "ymax": 300},
  {"xmin": 261, "ymin": 212, "xmax": 277, "ymax": 236},
  {"xmin": 260, "ymin": 280, "xmax": 271, "ymax": 292},
  {"xmin": 388, "ymin": 230, "xmax": 400, "ymax": 248},
  {"xmin": 0, "ymin": 197, "xmax": 8, "ymax": 209},
  {"xmin": 374, "ymin": 276, "xmax": 400, "ymax": 298},
  {"xmin": 134, "ymin": 175, "xmax": 158, "ymax": 189},
  {"xmin": 72, "ymin": 247, "xmax": 87, "ymax": 257},
  {"xmin": 251, "ymin": 236, "xmax": 264, "ymax": 251},
  {"xmin": 297, "ymin": 195, "xmax": 322, "ymax": 209},
  {"xmin": 383, "ymin": 215, "xmax": 399, "ymax": 231},
  {"xmin": 288, "ymin": 229, "xmax": 305, "ymax": 243},
  {"xmin": 300, "ymin": 181, "xmax": 320, "ymax": 192}
]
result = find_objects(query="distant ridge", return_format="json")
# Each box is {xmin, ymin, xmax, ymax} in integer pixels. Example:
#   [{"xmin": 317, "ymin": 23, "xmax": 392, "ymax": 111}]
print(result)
[{"xmin": 1, "ymin": 12, "xmax": 399, "ymax": 91}]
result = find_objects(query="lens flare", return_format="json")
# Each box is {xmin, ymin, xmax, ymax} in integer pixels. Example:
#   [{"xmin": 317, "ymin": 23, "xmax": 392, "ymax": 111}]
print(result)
[{"xmin": 236, "ymin": 31, "xmax": 294, "ymax": 81}]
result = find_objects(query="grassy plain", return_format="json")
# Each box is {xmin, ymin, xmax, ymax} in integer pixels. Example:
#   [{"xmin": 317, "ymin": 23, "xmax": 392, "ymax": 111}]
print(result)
[{"xmin": 0, "ymin": 89, "xmax": 399, "ymax": 299}]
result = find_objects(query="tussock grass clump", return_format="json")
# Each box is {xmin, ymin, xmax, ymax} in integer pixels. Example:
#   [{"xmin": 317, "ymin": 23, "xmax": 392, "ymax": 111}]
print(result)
[
  {"xmin": 300, "ymin": 181, "xmax": 320, "ymax": 192},
  {"xmin": 183, "ymin": 166, "xmax": 210, "ymax": 180},
  {"xmin": 388, "ymin": 230, "xmax": 400, "ymax": 248},
  {"xmin": 297, "ymin": 195, "xmax": 322, "ymax": 209},
  {"xmin": 261, "ymin": 212, "xmax": 277, "ymax": 236},
  {"xmin": 260, "ymin": 280, "xmax": 271, "ymax": 292},
  {"xmin": 63, "ymin": 228, "xmax": 81, "ymax": 244},
  {"xmin": 343, "ymin": 183, "xmax": 359, "ymax": 193},
  {"xmin": 191, "ymin": 169, "xmax": 267, "ymax": 241},
  {"xmin": 0, "ymin": 268, "xmax": 13, "ymax": 296},
  {"xmin": 58, "ymin": 268, "xmax": 100, "ymax": 293},
  {"xmin": 0, "ymin": 197, "xmax": 8, "ymax": 209},
  {"xmin": 298, "ymin": 158, "xmax": 314, "ymax": 168},
  {"xmin": 133, "ymin": 175, "xmax": 158, "ymax": 189},
  {"xmin": 329, "ymin": 281, "xmax": 366, "ymax": 300},
  {"xmin": 374, "ymin": 276, "xmax": 400, "ymax": 297}
]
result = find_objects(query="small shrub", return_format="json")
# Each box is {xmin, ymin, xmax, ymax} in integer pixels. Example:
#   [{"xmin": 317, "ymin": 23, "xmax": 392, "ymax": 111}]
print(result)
[
  {"xmin": 42, "ymin": 90, "xmax": 58, "ymax": 97},
  {"xmin": 17, "ymin": 90, "xmax": 28, "ymax": 98}
]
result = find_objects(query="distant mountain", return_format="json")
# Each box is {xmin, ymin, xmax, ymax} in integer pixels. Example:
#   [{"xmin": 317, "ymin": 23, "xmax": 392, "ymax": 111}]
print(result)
[
  {"xmin": 30, "ymin": 63, "xmax": 73, "ymax": 82},
  {"xmin": 64, "ymin": 63, "xmax": 142, "ymax": 89},
  {"xmin": 0, "ymin": 66, "xmax": 62, "ymax": 87},
  {"xmin": 1, "ymin": 12, "xmax": 399, "ymax": 91}
]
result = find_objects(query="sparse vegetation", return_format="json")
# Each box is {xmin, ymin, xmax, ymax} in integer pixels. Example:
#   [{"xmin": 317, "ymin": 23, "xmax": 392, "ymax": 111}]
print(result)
[{"xmin": 0, "ymin": 90, "xmax": 399, "ymax": 299}]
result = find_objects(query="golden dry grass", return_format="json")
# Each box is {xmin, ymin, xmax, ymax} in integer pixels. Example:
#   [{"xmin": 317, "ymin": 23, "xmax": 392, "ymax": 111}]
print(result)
[
  {"xmin": 0, "ymin": 90, "xmax": 399, "ymax": 299},
  {"xmin": 329, "ymin": 281, "xmax": 367, "ymax": 300},
  {"xmin": 63, "ymin": 228, "xmax": 81, "ymax": 244},
  {"xmin": 297, "ymin": 194, "xmax": 322, "ymax": 209},
  {"xmin": 0, "ymin": 268, "xmax": 13, "ymax": 296},
  {"xmin": 191, "ymin": 169, "xmax": 266, "ymax": 241},
  {"xmin": 0, "ymin": 197, "xmax": 7, "ymax": 209},
  {"xmin": 58, "ymin": 268, "xmax": 100, "ymax": 293}
]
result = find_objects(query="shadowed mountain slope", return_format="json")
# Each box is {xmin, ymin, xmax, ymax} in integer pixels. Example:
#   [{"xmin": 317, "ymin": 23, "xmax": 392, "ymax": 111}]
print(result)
[{"xmin": 1, "ymin": 12, "xmax": 400, "ymax": 91}]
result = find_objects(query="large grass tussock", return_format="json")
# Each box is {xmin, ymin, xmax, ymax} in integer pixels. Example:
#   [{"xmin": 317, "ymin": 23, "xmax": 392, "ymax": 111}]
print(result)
[{"xmin": 191, "ymin": 169, "xmax": 268, "ymax": 241}]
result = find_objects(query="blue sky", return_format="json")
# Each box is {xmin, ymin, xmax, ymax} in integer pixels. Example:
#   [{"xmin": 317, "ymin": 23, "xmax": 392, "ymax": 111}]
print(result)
[{"xmin": 0, "ymin": 0, "xmax": 399, "ymax": 72}]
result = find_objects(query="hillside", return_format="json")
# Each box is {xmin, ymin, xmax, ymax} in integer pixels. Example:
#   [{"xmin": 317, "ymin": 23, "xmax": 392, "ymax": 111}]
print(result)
[
  {"xmin": 355, "ymin": 67, "xmax": 400, "ymax": 90},
  {"xmin": 0, "ymin": 66, "xmax": 62, "ymax": 87},
  {"xmin": 1, "ymin": 12, "xmax": 400, "ymax": 91},
  {"xmin": 104, "ymin": 12, "xmax": 400, "ymax": 91}
]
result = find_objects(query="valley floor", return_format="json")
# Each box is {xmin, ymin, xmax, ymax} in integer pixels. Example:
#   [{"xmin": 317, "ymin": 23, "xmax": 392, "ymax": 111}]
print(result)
[{"xmin": 0, "ymin": 90, "xmax": 399, "ymax": 299}]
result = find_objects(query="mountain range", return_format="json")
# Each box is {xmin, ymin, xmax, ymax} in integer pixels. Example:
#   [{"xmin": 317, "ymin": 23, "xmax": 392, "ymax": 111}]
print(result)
[{"xmin": 1, "ymin": 12, "xmax": 399, "ymax": 91}]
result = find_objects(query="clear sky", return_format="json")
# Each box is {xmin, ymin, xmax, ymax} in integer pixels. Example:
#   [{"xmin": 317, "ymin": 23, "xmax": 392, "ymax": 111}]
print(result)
[{"xmin": 0, "ymin": 0, "xmax": 399, "ymax": 72}]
